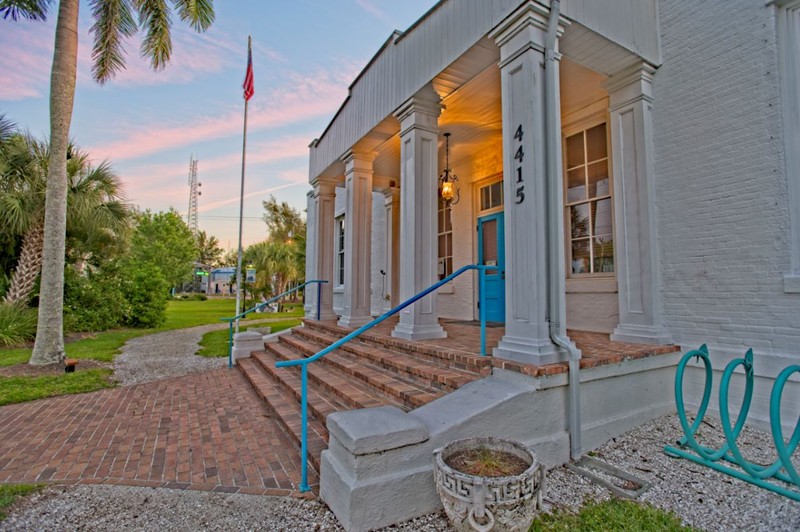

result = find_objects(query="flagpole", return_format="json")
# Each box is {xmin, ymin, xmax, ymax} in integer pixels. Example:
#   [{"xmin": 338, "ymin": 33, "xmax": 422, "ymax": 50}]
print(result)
[{"xmin": 235, "ymin": 35, "xmax": 252, "ymax": 334}]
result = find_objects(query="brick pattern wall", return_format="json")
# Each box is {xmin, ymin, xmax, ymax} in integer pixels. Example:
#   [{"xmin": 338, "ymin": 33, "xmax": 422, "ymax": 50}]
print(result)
[{"xmin": 654, "ymin": 0, "xmax": 800, "ymax": 356}]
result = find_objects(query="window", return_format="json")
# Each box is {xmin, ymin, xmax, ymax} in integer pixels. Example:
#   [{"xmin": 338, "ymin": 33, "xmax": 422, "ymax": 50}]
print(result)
[
  {"xmin": 437, "ymin": 197, "xmax": 453, "ymax": 280},
  {"xmin": 779, "ymin": 0, "xmax": 800, "ymax": 291},
  {"xmin": 336, "ymin": 216, "xmax": 345, "ymax": 286},
  {"xmin": 564, "ymin": 123, "xmax": 614, "ymax": 276},
  {"xmin": 480, "ymin": 181, "xmax": 503, "ymax": 212}
]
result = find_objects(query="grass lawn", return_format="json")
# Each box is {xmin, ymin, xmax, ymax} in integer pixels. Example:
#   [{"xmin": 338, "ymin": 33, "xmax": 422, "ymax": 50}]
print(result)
[
  {"xmin": 0, "ymin": 298, "xmax": 304, "ymax": 406},
  {"xmin": 197, "ymin": 318, "xmax": 303, "ymax": 358},
  {"xmin": 529, "ymin": 498, "xmax": 695, "ymax": 531},
  {"xmin": 0, "ymin": 484, "xmax": 44, "ymax": 521}
]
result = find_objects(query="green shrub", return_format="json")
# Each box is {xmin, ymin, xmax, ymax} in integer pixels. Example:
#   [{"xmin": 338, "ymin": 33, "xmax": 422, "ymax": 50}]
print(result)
[
  {"xmin": 63, "ymin": 267, "xmax": 128, "ymax": 332},
  {"xmin": 190, "ymin": 293, "xmax": 207, "ymax": 301},
  {"xmin": 0, "ymin": 302, "xmax": 37, "ymax": 347},
  {"xmin": 119, "ymin": 260, "xmax": 169, "ymax": 328}
]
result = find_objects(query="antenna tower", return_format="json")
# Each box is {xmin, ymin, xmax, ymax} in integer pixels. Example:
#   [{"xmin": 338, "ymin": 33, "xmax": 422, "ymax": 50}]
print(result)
[{"xmin": 187, "ymin": 155, "xmax": 201, "ymax": 234}]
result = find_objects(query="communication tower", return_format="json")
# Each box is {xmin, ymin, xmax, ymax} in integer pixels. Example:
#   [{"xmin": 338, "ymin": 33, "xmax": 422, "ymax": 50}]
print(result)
[{"xmin": 187, "ymin": 155, "xmax": 201, "ymax": 234}]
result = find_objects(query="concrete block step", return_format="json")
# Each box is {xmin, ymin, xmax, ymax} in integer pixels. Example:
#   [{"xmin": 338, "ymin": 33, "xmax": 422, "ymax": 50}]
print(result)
[
  {"xmin": 303, "ymin": 319, "xmax": 491, "ymax": 376},
  {"xmin": 293, "ymin": 326, "xmax": 479, "ymax": 393},
  {"xmin": 273, "ymin": 335, "xmax": 441, "ymax": 410},
  {"xmin": 236, "ymin": 358, "xmax": 327, "ymax": 471},
  {"xmin": 262, "ymin": 343, "xmax": 402, "ymax": 411}
]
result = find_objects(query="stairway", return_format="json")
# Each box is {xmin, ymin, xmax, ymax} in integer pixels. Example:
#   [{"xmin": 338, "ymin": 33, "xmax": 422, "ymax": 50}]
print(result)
[{"xmin": 236, "ymin": 319, "xmax": 491, "ymax": 476}]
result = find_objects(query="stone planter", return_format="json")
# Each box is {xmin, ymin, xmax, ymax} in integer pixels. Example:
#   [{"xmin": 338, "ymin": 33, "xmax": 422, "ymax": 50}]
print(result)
[{"xmin": 433, "ymin": 437, "xmax": 544, "ymax": 532}]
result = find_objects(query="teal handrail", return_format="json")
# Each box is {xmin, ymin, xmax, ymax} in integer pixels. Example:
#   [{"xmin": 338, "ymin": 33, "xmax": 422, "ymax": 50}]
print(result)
[
  {"xmin": 221, "ymin": 280, "xmax": 328, "ymax": 368},
  {"xmin": 276, "ymin": 264, "xmax": 490, "ymax": 492}
]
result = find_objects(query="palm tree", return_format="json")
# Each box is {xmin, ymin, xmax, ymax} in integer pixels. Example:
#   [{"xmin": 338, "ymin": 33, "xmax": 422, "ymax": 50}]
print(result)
[
  {"xmin": 0, "ymin": 134, "xmax": 131, "ymax": 305},
  {"xmin": 2, "ymin": 0, "xmax": 215, "ymax": 364}
]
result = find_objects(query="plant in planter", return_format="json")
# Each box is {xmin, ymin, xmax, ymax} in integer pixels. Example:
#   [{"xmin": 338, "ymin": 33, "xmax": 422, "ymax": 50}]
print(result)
[{"xmin": 433, "ymin": 437, "xmax": 544, "ymax": 532}]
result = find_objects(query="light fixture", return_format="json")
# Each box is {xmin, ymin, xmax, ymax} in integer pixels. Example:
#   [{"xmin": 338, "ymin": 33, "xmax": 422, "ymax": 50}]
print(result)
[{"xmin": 440, "ymin": 132, "xmax": 460, "ymax": 205}]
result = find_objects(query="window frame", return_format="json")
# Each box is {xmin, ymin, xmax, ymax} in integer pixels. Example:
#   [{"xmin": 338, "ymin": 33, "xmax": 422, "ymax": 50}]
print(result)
[
  {"xmin": 437, "ymin": 196, "xmax": 454, "ymax": 280},
  {"xmin": 562, "ymin": 119, "xmax": 615, "ymax": 279},
  {"xmin": 335, "ymin": 215, "xmax": 345, "ymax": 287}
]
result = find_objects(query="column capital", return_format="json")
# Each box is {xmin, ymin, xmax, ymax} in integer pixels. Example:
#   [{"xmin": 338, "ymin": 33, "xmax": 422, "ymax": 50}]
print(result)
[
  {"xmin": 341, "ymin": 149, "xmax": 377, "ymax": 171},
  {"xmin": 606, "ymin": 61, "xmax": 658, "ymax": 110},
  {"xmin": 393, "ymin": 83, "xmax": 443, "ymax": 136},
  {"xmin": 311, "ymin": 176, "xmax": 338, "ymax": 197},
  {"xmin": 382, "ymin": 186, "xmax": 400, "ymax": 204},
  {"xmin": 490, "ymin": 1, "xmax": 568, "ymax": 64}
]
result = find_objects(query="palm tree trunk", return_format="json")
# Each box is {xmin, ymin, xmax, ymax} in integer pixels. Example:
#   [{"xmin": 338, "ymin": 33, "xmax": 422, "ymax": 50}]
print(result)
[
  {"xmin": 30, "ymin": 0, "xmax": 79, "ymax": 365},
  {"xmin": 4, "ymin": 224, "xmax": 45, "ymax": 305}
]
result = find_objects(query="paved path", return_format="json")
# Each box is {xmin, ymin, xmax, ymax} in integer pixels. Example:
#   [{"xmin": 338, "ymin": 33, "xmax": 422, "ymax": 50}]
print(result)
[{"xmin": 0, "ymin": 317, "xmax": 309, "ymax": 495}]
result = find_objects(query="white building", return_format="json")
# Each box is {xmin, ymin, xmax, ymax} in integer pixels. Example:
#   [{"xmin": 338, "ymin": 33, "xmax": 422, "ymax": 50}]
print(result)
[{"xmin": 298, "ymin": 0, "xmax": 800, "ymax": 526}]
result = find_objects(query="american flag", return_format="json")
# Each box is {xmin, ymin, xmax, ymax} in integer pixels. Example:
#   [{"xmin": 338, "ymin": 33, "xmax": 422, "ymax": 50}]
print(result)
[{"xmin": 243, "ymin": 38, "xmax": 254, "ymax": 101}]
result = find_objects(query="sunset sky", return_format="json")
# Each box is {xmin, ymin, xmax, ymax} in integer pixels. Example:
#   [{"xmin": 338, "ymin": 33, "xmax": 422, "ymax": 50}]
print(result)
[{"xmin": 0, "ymin": 0, "xmax": 437, "ymax": 250}]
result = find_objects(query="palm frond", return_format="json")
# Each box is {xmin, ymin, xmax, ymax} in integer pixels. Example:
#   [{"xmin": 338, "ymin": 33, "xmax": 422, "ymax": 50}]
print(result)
[
  {"xmin": 89, "ymin": 0, "xmax": 138, "ymax": 83},
  {"xmin": 171, "ymin": 0, "xmax": 213, "ymax": 32},
  {"xmin": 135, "ymin": 0, "xmax": 172, "ymax": 70},
  {"xmin": 0, "ymin": 114, "xmax": 16, "ymax": 142},
  {"xmin": 0, "ymin": 0, "xmax": 52, "ymax": 21}
]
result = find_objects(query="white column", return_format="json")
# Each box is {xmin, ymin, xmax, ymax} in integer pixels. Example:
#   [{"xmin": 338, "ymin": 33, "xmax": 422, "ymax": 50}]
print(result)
[
  {"xmin": 607, "ymin": 63, "xmax": 673, "ymax": 344},
  {"xmin": 338, "ymin": 150, "xmax": 375, "ymax": 328},
  {"xmin": 391, "ymin": 83, "xmax": 446, "ymax": 340},
  {"xmin": 304, "ymin": 190, "xmax": 317, "ymax": 319},
  {"xmin": 383, "ymin": 187, "xmax": 400, "ymax": 312},
  {"xmin": 490, "ymin": 2, "xmax": 565, "ymax": 364},
  {"xmin": 312, "ymin": 178, "xmax": 338, "ymax": 321}
]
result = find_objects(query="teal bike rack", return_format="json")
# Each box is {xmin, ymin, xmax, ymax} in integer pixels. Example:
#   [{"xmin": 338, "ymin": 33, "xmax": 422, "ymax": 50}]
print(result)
[{"xmin": 664, "ymin": 344, "xmax": 800, "ymax": 501}]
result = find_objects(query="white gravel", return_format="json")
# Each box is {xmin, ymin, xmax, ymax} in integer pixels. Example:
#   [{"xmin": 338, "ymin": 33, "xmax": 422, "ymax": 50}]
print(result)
[{"xmin": 9, "ymin": 326, "xmax": 796, "ymax": 530}]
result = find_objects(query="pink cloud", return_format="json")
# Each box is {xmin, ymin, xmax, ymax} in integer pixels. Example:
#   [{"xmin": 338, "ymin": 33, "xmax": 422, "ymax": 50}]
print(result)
[
  {"xmin": 0, "ymin": 24, "xmax": 54, "ymax": 101},
  {"xmin": 89, "ymin": 67, "xmax": 353, "ymax": 161},
  {"xmin": 355, "ymin": 0, "xmax": 392, "ymax": 24}
]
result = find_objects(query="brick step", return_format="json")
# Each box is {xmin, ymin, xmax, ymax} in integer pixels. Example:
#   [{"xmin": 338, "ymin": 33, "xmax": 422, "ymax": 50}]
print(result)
[
  {"xmin": 291, "ymin": 326, "xmax": 479, "ymax": 394},
  {"xmin": 261, "ymin": 342, "xmax": 403, "ymax": 411},
  {"xmin": 303, "ymin": 319, "xmax": 491, "ymax": 376},
  {"xmin": 274, "ymin": 335, "xmax": 441, "ymax": 410},
  {"xmin": 237, "ymin": 358, "xmax": 327, "ymax": 472}
]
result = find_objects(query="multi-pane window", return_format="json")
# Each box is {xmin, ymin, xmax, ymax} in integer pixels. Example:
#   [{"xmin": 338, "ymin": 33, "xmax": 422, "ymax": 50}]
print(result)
[
  {"xmin": 564, "ymin": 123, "xmax": 614, "ymax": 275},
  {"xmin": 336, "ymin": 216, "xmax": 345, "ymax": 285},
  {"xmin": 438, "ymin": 197, "xmax": 453, "ymax": 280},
  {"xmin": 480, "ymin": 181, "xmax": 503, "ymax": 212}
]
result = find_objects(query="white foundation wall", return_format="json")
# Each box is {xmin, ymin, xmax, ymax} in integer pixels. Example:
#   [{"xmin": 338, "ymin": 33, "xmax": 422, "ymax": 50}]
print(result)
[{"xmin": 654, "ymin": 0, "xmax": 800, "ymax": 424}]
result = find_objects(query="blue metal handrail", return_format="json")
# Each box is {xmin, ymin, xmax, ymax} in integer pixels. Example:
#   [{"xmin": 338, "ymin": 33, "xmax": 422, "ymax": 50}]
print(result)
[
  {"xmin": 221, "ymin": 279, "xmax": 328, "ymax": 368},
  {"xmin": 276, "ymin": 264, "xmax": 490, "ymax": 491}
]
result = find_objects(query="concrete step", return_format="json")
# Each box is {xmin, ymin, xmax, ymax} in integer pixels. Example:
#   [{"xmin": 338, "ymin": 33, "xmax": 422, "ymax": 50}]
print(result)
[
  {"xmin": 274, "ymin": 334, "xmax": 441, "ymax": 410},
  {"xmin": 303, "ymin": 319, "xmax": 492, "ymax": 376},
  {"xmin": 236, "ymin": 357, "xmax": 328, "ymax": 471}
]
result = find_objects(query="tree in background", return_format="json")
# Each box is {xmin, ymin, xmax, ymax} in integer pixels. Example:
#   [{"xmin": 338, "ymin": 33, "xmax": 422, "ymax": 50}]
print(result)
[
  {"xmin": 262, "ymin": 195, "xmax": 305, "ymax": 243},
  {"xmin": 130, "ymin": 209, "xmax": 197, "ymax": 291},
  {"xmin": 0, "ymin": 133, "xmax": 131, "ymax": 305},
  {"xmin": 196, "ymin": 230, "xmax": 223, "ymax": 268},
  {"xmin": 1, "ymin": 0, "xmax": 215, "ymax": 364}
]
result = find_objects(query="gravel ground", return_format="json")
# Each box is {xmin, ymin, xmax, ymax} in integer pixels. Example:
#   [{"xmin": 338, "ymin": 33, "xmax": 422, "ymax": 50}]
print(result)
[{"xmin": 7, "ymin": 327, "xmax": 797, "ymax": 530}]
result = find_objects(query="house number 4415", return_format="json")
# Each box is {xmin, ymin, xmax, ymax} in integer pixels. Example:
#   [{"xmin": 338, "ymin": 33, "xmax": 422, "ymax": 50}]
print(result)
[{"xmin": 514, "ymin": 124, "xmax": 525, "ymax": 204}]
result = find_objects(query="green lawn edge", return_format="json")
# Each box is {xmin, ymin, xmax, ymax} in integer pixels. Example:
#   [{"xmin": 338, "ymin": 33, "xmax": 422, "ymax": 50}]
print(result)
[
  {"xmin": 0, "ymin": 484, "xmax": 45, "ymax": 521},
  {"xmin": 529, "ymin": 498, "xmax": 696, "ymax": 531}
]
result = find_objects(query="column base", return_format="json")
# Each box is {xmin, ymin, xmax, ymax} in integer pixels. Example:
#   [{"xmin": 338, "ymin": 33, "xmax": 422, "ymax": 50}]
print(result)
[
  {"xmin": 338, "ymin": 314, "xmax": 373, "ymax": 329},
  {"xmin": 391, "ymin": 321, "xmax": 447, "ymax": 341},
  {"xmin": 315, "ymin": 308, "xmax": 338, "ymax": 322},
  {"xmin": 493, "ymin": 334, "xmax": 567, "ymax": 365},
  {"xmin": 611, "ymin": 323, "xmax": 673, "ymax": 345}
]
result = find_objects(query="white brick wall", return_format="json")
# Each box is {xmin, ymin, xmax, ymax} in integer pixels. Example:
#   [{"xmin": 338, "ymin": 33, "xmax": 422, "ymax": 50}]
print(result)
[
  {"xmin": 654, "ymin": 0, "xmax": 799, "ymax": 427},
  {"xmin": 654, "ymin": 0, "xmax": 798, "ymax": 355}
]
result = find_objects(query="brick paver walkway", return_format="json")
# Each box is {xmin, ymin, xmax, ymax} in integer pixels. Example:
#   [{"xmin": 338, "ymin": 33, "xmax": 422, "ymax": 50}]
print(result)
[{"xmin": 0, "ymin": 368, "xmax": 307, "ymax": 496}]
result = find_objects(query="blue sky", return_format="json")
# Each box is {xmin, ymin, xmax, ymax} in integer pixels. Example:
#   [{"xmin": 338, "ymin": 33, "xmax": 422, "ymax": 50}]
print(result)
[{"xmin": 0, "ymin": 0, "xmax": 437, "ymax": 250}]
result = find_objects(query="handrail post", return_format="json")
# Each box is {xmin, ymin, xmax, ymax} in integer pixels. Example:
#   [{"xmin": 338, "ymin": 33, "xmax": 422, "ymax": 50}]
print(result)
[
  {"xmin": 479, "ymin": 266, "xmax": 487, "ymax": 356},
  {"xmin": 300, "ymin": 364, "xmax": 310, "ymax": 492},
  {"xmin": 227, "ymin": 321, "xmax": 234, "ymax": 368},
  {"xmin": 316, "ymin": 281, "xmax": 322, "ymax": 321}
]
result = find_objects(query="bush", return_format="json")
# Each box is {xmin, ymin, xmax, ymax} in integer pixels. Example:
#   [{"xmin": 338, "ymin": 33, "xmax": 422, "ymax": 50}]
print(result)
[
  {"xmin": 190, "ymin": 293, "xmax": 207, "ymax": 301},
  {"xmin": 63, "ymin": 267, "xmax": 128, "ymax": 333},
  {"xmin": 119, "ymin": 260, "xmax": 169, "ymax": 328},
  {"xmin": 0, "ymin": 302, "xmax": 37, "ymax": 348}
]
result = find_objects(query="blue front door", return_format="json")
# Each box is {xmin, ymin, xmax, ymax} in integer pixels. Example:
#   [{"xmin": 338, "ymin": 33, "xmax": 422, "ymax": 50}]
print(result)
[{"xmin": 477, "ymin": 212, "xmax": 505, "ymax": 323}]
